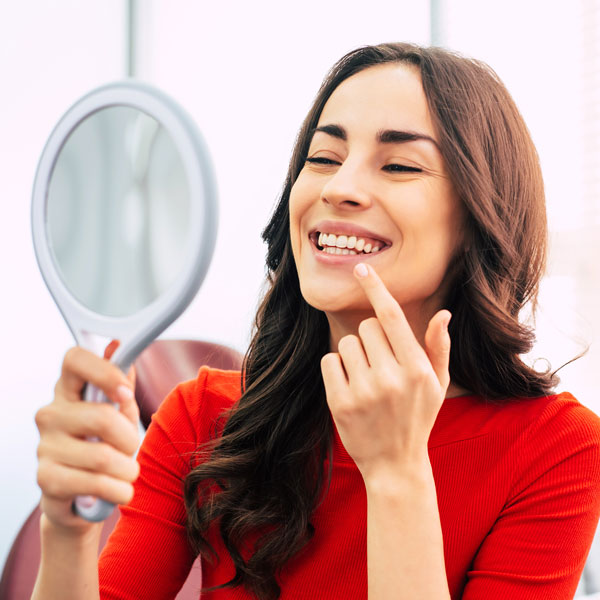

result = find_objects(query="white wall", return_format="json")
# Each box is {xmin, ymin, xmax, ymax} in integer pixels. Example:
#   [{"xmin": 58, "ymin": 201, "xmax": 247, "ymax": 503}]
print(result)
[{"xmin": 0, "ymin": 0, "xmax": 127, "ymax": 571}]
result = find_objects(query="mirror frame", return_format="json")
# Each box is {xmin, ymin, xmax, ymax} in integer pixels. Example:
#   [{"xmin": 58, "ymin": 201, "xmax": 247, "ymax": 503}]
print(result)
[{"xmin": 31, "ymin": 80, "xmax": 218, "ymax": 370}]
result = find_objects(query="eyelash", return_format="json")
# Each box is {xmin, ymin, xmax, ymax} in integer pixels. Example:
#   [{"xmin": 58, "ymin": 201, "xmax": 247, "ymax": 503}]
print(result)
[{"xmin": 305, "ymin": 157, "xmax": 422, "ymax": 173}]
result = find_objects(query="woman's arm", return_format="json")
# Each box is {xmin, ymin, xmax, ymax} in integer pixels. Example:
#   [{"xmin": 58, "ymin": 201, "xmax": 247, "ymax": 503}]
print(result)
[
  {"xmin": 321, "ymin": 263, "xmax": 452, "ymax": 599},
  {"xmin": 32, "ymin": 343, "xmax": 140, "ymax": 600},
  {"xmin": 32, "ymin": 516, "xmax": 102, "ymax": 600},
  {"xmin": 365, "ymin": 462, "xmax": 450, "ymax": 600}
]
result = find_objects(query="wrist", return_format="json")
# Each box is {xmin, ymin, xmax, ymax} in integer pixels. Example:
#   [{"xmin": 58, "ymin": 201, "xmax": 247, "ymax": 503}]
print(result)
[
  {"xmin": 40, "ymin": 512, "xmax": 102, "ymax": 547},
  {"xmin": 363, "ymin": 458, "xmax": 435, "ymax": 499}
]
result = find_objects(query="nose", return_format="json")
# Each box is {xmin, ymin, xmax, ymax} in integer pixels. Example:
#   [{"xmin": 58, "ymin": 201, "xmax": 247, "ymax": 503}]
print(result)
[{"xmin": 320, "ymin": 159, "xmax": 373, "ymax": 210}]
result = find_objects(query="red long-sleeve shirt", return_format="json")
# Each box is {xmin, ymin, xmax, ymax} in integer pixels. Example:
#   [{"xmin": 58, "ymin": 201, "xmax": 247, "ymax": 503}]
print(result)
[{"xmin": 99, "ymin": 367, "xmax": 600, "ymax": 599}]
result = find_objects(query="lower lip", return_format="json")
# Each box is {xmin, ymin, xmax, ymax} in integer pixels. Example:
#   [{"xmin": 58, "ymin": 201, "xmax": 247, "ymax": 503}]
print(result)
[{"xmin": 310, "ymin": 238, "xmax": 389, "ymax": 265}]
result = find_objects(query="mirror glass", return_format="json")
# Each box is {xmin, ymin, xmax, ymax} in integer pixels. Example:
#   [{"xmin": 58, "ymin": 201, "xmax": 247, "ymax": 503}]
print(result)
[{"xmin": 47, "ymin": 106, "xmax": 191, "ymax": 318}]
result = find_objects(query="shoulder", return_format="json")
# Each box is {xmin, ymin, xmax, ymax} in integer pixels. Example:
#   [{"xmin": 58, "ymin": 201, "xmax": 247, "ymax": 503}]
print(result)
[
  {"xmin": 496, "ymin": 392, "xmax": 600, "ymax": 451},
  {"xmin": 149, "ymin": 366, "xmax": 242, "ymax": 447},
  {"xmin": 432, "ymin": 390, "xmax": 600, "ymax": 449}
]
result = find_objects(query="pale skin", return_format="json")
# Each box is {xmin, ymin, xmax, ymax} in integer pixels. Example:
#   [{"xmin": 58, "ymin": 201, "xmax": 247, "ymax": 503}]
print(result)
[
  {"xmin": 322, "ymin": 263, "xmax": 452, "ymax": 599},
  {"xmin": 33, "ymin": 63, "xmax": 464, "ymax": 599},
  {"xmin": 32, "ymin": 342, "xmax": 139, "ymax": 600},
  {"xmin": 289, "ymin": 63, "xmax": 469, "ymax": 597}
]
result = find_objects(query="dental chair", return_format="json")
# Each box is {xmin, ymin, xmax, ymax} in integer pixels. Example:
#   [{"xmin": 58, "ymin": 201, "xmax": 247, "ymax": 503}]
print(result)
[{"xmin": 0, "ymin": 340, "xmax": 244, "ymax": 600}]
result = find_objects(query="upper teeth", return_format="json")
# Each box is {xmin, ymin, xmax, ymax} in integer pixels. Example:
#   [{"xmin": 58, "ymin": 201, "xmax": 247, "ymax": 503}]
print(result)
[{"xmin": 317, "ymin": 232, "xmax": 381, "ymax": 254}]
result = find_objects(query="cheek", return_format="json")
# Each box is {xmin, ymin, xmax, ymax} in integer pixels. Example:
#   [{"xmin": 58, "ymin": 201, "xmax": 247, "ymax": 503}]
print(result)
[{"xmin": 289, "ymin": 175, "xmax": 318, "ymax": 250}]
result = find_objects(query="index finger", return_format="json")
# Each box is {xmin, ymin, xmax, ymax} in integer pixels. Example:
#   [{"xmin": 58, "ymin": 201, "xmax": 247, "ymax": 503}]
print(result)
[
  {"xmin": 60, "ymin": 347, "xmax": 134, "ymax": 407},
  {"xmin": 353, "ymin": 262, "xmax": 419, "ymax": 360}
]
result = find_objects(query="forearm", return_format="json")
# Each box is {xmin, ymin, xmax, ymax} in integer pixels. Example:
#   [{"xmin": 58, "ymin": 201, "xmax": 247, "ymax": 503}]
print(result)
[
  {"xmin": 31, "ymin": 514, "xmax": 102, "ymax": 600},
  {"xmin": 365, "ymin": 462, "xmax": 450, "ymax": 600}
]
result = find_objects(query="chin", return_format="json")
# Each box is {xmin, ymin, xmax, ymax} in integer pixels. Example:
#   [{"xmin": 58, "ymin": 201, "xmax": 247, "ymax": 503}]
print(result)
[{"xmin": 299, "ymin": 281, "xmax": 368, "ymax": 314}]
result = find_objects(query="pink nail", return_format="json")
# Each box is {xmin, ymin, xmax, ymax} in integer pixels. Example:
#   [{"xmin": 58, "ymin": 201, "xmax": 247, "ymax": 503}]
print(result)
[
  {"xmin": 355, "ymin": 263, "xmax": 368, "ymax": 278},
  {"xmin": 78, "ymin": 495, "xmax": 96, "ymax": 508}
]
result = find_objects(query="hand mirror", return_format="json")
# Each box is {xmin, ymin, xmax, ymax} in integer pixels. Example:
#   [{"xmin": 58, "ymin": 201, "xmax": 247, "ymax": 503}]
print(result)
[{"xmin": 31, "ymin": 81, "xmax": 217, "ymax": 521}]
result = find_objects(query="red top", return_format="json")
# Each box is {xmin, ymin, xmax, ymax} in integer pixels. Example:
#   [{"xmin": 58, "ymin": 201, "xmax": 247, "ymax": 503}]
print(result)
[{"xmin": 99, "ymin": 367, "xmax": 600, "ymax": 599}]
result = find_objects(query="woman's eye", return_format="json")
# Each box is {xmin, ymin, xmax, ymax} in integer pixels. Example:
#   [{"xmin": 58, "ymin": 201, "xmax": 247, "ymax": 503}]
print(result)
[
  {"xmin": 383, "ymin": 164, "xmax": 422, "ymax": 173},
  {"xmin": 305, "ymin": 157, "xmax": 339, "ymax": 165}
]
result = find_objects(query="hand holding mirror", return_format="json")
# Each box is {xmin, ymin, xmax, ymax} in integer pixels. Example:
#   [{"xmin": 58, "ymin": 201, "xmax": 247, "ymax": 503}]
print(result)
[{"xmin": 31, "ymin": 81, "xmax": 217, "ymax": 522}]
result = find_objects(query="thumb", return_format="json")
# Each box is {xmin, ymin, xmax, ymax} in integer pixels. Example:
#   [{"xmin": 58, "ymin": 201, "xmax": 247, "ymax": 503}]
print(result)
[{"xmin": 424, "ymin": 310, "xmax": 452, "ymax": 392}]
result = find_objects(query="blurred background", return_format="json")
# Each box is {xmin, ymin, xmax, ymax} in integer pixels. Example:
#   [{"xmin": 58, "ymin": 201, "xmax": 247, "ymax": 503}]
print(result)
[{"xmin": 1, "ymin": 0, "xmax": 599, "ymax": 578}]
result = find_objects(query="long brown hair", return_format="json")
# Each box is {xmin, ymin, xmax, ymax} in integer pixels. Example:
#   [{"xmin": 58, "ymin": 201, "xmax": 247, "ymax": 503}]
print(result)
[{"xmin": 184, "ymin": 42, "xmax": 558, "ymax": 599}]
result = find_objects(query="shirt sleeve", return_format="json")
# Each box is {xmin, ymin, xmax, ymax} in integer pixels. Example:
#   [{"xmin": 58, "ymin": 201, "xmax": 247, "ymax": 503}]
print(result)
[
  {"xmin": 98, "ymin": 369, "xmax": 212, "ymax": 600},
  {"xmin": 462, "ymin": 398, "xmax": 600, "ymax": 600}
]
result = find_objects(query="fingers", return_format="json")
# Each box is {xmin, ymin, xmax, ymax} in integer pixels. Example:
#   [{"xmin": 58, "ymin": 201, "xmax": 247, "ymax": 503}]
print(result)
[
  {"xmin": 37, "ymin": 460, "xmax": 136, "ymax": 506},
  {"xmin": 424, "ymin": 310, "xmax": 452, "ymax": 391},
  {"xmin": 321, "ymin": 352, "xmax": 348, "ymax": 401},
  {"xmin": 353, "ymin": 263, "xmax": 417, "ymax": 361},
  {"xmin": 57, "ymin": 346, "xmax": 138, "ymax": 426},
  {"xmin": 60, "ymin": 346, "xmax": 131, "ymax": 402},
  {"xmin": 36, "ymin": 401, "xmax": 140, "ymax": 456},
  {"xmin": 38, "ymin": 434, "xmax": 140, "ymax": 483}
]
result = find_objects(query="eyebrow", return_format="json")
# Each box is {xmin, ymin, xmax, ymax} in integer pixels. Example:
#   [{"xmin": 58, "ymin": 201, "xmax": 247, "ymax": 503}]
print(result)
[{"xmin": 311, "ymin": 123, "xmax": 439, "ymax": 149}]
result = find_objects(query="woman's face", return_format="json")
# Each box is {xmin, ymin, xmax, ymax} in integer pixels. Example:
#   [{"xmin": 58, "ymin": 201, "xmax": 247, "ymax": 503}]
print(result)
[{"xmin": 289, "ymin": 63, "xmax": 466, "ymax": 323}]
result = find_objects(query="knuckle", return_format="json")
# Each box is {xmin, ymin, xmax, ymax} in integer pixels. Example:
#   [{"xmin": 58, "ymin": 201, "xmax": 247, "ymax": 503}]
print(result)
[
  {"xmin": 88, "ymin": 405, "xmax": 113, "ymax": 436},
  {"xmin": 36, "ymin": 439, "xmax": 50, "ymax": 460},
  {"xmin": 338, "ymin": 334, "xmax": 359, "ymax": 352},
  {"xmin": 355, "ymin": 382, "xmax": 376, "ymax": 404},
  {"xmin": 380, "ymin": 305, "xmax": 399, "ymax": 323},
  {"xmin": 124, "ymin": 459, "xmax": 140, "ymax": 483},
  {"xmin": 358, "ymin": 318, "xmax": 376, "ymax": 337},
  {"xmin": 62, "ymin": 346, "xmax": 81, "ymax": 371},
  {"xmin": 321, "ymin": 353, "xmax": 337, "ymax": 371},
  {"xmin": 378, "ymin": 374, "xmax": 402, "ymax": 396},
  {"xmin": 91, "ymin": 445, "xmax": 114, "ymax": 472},
  {"xmin": 408, "ymin": 366, "xmax": 430, "ymax": 385},
  {"xmin": 35, "ymin": 405, "xmax": 54, "ymax": 430},
  {"xmin": 122, "ymin": 483, "xmax": 135, "ymax": 504},
  {"xmin": 38, "ymin": 464, "xmax": 62, "ymax": 497}
]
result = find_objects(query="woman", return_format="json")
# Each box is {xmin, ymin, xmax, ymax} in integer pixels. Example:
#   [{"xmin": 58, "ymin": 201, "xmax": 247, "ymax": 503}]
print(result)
[{"xmin": 33, "ymin": 43, "xmax": 600, "ymax": 600}]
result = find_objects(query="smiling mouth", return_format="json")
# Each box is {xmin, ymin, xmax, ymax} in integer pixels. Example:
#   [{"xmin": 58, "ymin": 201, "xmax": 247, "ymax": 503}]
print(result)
[{"xmin": 309, "ymin": 231, "xmax": 389, "ymax": 255}]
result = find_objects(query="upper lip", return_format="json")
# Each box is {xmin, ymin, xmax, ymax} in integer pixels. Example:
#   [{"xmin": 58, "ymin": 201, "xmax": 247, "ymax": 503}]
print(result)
[{"xmin": 309, "ymin": 220, "xmax": 392, "ymax": 246}]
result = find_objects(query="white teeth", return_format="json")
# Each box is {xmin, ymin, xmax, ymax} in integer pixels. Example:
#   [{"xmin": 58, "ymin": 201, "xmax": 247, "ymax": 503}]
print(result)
[{"xmin": 316, "ymin": 231, "xmax": 385, "ymax": 255}]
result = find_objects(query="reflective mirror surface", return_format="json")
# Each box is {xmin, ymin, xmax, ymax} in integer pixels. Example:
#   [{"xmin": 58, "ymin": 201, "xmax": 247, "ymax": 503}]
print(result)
[{"xmin": 47, "ymin": 106, "xmax": 191, "ymax": 317}]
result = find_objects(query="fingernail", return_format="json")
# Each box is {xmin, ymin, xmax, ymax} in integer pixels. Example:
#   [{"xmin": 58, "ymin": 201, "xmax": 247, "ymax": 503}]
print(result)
[
  {"xmin": 78, "ymin": 495, "xmax": 96, "ymax": 509},
  {"xmin": 117, "ymin": 384, "xmax": 134, "ymax": 402},
  {"xmin": 354, "ymin": 263, "xmax": 368, "ymax": 278}
]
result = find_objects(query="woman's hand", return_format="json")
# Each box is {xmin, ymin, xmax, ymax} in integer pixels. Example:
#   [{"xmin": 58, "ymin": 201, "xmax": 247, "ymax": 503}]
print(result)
[
  {"xmin": 35, "ymin": 341, "xmax": 140, "ymax": 533},
  {"xmin": 320, "ymin": 263, "xmax": 451, "ymax": 484}
]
